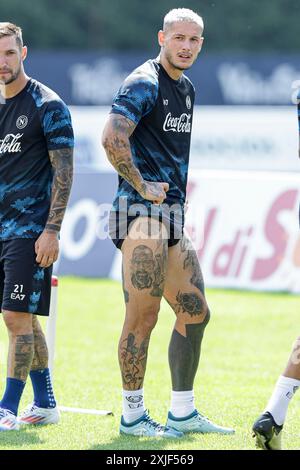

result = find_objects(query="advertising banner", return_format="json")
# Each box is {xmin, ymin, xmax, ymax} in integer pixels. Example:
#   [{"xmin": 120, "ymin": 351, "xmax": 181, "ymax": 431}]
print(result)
[
  {"xmin": 185, "ymin": 170, "xmax": 300, "ymax": 292},
  {"xmin": 27, "ymin": 52, "xmax": 300, "ymax": 106},
  {"xmin": 71, "ymin": 106, "xmax": 299, "ymax": 173},
  {"xmin": 56, "ymin": 172, "xmax": 118, "ymax": 277}
]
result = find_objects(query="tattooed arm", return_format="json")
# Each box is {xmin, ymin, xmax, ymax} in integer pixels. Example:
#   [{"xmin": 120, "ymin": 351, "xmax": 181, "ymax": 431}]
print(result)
[
  {"xmin": 102, "ymin": 113, "xmax": 168, "ymax": 203},
  {"xmin": 35, "ymin": 147, "xmax": 73, "ymax": 268}
]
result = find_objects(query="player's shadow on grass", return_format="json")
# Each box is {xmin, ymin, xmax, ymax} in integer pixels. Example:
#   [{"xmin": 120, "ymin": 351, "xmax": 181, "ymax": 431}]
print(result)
[
  {"xmin": 0, "ymin": 428, "xmax": 43, "ymax": 448},
  {"xmin": 89, "ymin": 434, "xmax": 195, "ymax": 451}
]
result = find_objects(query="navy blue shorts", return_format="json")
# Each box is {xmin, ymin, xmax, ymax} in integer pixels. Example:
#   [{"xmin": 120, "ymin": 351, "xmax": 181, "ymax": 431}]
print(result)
[
  {"xmin": 0, "ymin": 238, "xmax": 52, "ymax": 316},
  {"xmin": 109, "ymin": 209, "xmax": 184, "ymax": 250}
]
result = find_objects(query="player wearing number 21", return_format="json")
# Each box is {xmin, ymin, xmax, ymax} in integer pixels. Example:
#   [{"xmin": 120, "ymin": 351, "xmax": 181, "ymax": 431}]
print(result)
[{"xmin": 0, "ymin": 22, "xmax": 74, "ymax": 430}]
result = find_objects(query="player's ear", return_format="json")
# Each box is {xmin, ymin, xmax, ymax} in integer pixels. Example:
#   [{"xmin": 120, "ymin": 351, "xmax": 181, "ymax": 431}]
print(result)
[
  {"xmin": 158, "ymin": 30, "xmax": 165, "ymax": 47},
  {"xmin": 21, "ymin": 46, "xmax": 27, "ymax": 61}
]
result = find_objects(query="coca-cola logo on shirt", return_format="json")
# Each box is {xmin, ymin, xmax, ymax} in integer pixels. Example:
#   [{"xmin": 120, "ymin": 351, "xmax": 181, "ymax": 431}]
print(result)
[
  {"xmin": 163, "ymin": 112, "xmax": 191, "ymax": 133},
  {"xmin": 0, "ymin": 133, "xmax": 23, "ymax": 155}
]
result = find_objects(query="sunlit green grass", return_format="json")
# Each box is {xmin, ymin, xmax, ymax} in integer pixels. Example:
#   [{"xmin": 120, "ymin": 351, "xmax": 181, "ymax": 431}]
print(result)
[{"xmin": 0, "ymin": 277, "xmax": 300, "ymax": 450}]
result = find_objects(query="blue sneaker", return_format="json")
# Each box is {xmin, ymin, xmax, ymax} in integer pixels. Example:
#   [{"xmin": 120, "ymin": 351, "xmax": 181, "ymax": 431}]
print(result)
[
  {"xmin": 120, "ymin": 410, "xmax": 183, "ymax": 438},
  {"xmin": 166, "ymin": 409, "xmax": 235, "ymax": 434}
]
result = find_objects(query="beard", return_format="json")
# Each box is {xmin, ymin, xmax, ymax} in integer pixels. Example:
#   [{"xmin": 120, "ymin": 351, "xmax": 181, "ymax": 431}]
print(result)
[
  {"xmin": 0, "ymin": 63, "xmax": 22, "ymax": 85},
  {"xmin": 164, "ymin": 48, "xmax": 193, "ymax": 71}
]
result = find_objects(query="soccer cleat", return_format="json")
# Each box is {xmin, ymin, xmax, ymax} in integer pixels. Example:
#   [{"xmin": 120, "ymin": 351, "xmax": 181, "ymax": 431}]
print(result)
[
  {"xmin": 18, "ymin": 404, "xmax": 60, "ymax": 426},
  {"xmin": 120, "ymin": 410, "xmax": 183, "ymax": 438},
  {"xmin": 0, "ymin": 408, "xmax": 20, "ymax": 431},
  {"xmin": 252, "ymin": 412, "xmax": 283, "ymax": 450},
  {"xmin": 166, "ymin": 409, "xmax": 235, "ymax": 434}
]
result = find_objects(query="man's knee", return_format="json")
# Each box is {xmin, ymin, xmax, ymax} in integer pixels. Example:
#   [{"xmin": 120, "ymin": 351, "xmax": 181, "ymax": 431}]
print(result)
[
  {"xmin": 194, "ymin": 296, "xmax": 210, "ymax": 326},
  {"xmin": 181, "ymin": 303, "xmax": 210, "ymax": 332},
  {"xmin": 185, "ymin": 307, "xmax": 210, "ymax": 340},
  {"xmin": 2, "ymin": 310, "xmax": 33, "ymax": 335},
  {"xmin": 126, "ymin": 304, "xmax": 160, "ymax": 332},
  {"xmin": 190, "ymin": 306, "xmax": 210, "ymax": 332},
  {"xmin": 170, "ymin": 291, "xmax": 210, "ymax": 321},
  {"xmin": 143, "ymin": 307, "xmax": 159, "ymax": 331}
]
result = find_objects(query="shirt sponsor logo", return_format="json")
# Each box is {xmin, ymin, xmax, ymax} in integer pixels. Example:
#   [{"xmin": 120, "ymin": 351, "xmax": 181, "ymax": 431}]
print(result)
[
  {"xmin": 163, "ymin": 112, "xmax": 191, "ymax": 133},
  {"xmin": 16, "ymin": 115, "xmax": 28, "ymax": 129},
  {"xmin": 0, "ymin": 133, "xmax": 23, "ymax": 154}
]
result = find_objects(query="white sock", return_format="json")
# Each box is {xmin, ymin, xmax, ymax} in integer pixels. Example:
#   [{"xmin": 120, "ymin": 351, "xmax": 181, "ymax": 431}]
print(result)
[
  {"xmin": 122, "ymin": 388, "xmax": 145, "ymax": 423},
  {"xmin": 170, "ymin": 390, "xmax": 195, "ymax": 418},
  {"xmin": 265, "ymin": 375, "xmax": 300, "ymax": 425}
]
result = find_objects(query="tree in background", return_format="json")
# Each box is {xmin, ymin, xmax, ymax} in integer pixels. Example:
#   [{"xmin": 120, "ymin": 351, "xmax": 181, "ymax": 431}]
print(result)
[{"xmin": 1, "ymin": 0, "xmax": 300, "ymax": 52}]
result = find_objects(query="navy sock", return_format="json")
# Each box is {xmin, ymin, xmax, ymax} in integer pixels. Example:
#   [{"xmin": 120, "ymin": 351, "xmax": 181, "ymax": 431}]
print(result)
[
  {"xmin": 0, "ymin": 378, "xmax": 26, "ymax": 415},
  {"xmin": 30, "ymin": 368, "xmax": 56, "ymax": 409}
]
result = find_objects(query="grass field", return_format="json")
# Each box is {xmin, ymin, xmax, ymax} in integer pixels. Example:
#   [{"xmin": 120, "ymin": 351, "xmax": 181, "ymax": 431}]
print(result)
[{"xmin": 0, "ymin": 277, "xmax": 300, "ymax": 450}]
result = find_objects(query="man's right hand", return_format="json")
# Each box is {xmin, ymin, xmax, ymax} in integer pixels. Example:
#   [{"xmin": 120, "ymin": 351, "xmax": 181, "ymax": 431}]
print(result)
[{"xmin": 139, "ymin": 180, "xmax": 169, "ymax": 204}]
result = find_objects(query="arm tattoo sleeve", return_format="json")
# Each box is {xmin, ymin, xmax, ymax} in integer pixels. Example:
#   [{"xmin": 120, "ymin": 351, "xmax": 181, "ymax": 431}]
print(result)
[
  {"xmin": 102, "ymin": 114, "xmax": 146, "ymax": 195},
  {"xmin": 46, "ymin": 147, "xmax": 73, "ymax": 232}
]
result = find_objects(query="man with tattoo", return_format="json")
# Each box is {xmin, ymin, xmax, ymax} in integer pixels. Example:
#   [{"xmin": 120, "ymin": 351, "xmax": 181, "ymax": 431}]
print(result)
[
  {"xmin": 0, "ymin": 23, "xmax": 73, "ymax": 430},
  {"xmin": 102, "ymin": 9, "xmax": 234, "ymax": 437},
  {"xmin": 252, "ymin": 93, "xmax": 300, "ymax": 450}
]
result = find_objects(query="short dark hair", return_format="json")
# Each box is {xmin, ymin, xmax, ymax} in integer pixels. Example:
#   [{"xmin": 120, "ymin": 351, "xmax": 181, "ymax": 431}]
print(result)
[{"xmin": 0, "ymin": 22, "xmax": 23, "ymax": 49}]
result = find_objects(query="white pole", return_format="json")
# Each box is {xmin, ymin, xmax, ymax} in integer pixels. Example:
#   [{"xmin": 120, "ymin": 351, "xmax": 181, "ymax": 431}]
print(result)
[
  {"xmin": 59, "ymin": 406, "xmax": 113, "ymax": 416},
  {"xmin": 46, "ymin": 276, "xmax": 58, "ymax": 376}
]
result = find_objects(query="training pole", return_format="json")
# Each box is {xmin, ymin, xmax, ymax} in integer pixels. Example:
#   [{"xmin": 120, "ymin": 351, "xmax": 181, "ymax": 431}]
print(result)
[
  {"xmin": 46, "ymin": 276, "xmax": 113, "ymax": 417},
  {"xmin": 47, "ymin": 275, "xmax": 59, "ymax": 375}
]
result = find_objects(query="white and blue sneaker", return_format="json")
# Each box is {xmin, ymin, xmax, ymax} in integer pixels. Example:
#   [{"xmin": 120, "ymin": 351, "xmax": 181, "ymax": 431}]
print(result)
[
  {"xmin": 18, "ymin": 404, "xmax": 60, "ymax": 426},
  {"xmin": 120, "ymin": 410, "xmax": 183, "ymax": 438},
  {"xmin": 0, "ymin": 408, "xmax": 19, "ymax": 431},
  {"xmin": 166, "ymin": 409, "xmax": 235, "ymax": 434}
]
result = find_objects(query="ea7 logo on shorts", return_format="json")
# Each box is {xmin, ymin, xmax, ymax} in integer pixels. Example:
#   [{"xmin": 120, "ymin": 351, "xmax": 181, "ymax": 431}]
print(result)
[
  {"xmin": 10, "ymin": 284, "xmax": 26, "ymax": 301},
  {"xmin": 16, "ymin": 115, "xmax": 28, "ymax": 130}
]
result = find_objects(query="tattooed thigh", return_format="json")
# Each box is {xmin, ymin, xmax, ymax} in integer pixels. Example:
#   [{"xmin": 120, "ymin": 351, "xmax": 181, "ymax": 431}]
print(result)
[
  {"xmin": 179, "ymin": 236, "xmax": 205, "ymax": 294},
  {"xmin": 123, "ymin": 218, "xmax": 168, "ymax": 299},
  {"xmin": 164, "ymin": 236, "xmax": 209, "ymax": 323}
]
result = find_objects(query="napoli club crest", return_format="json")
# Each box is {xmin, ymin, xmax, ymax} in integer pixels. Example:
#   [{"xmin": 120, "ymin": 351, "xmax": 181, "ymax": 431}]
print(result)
[{"xmin": 16, "ymin": 115, "xmax": 28, "ymax": 129}]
